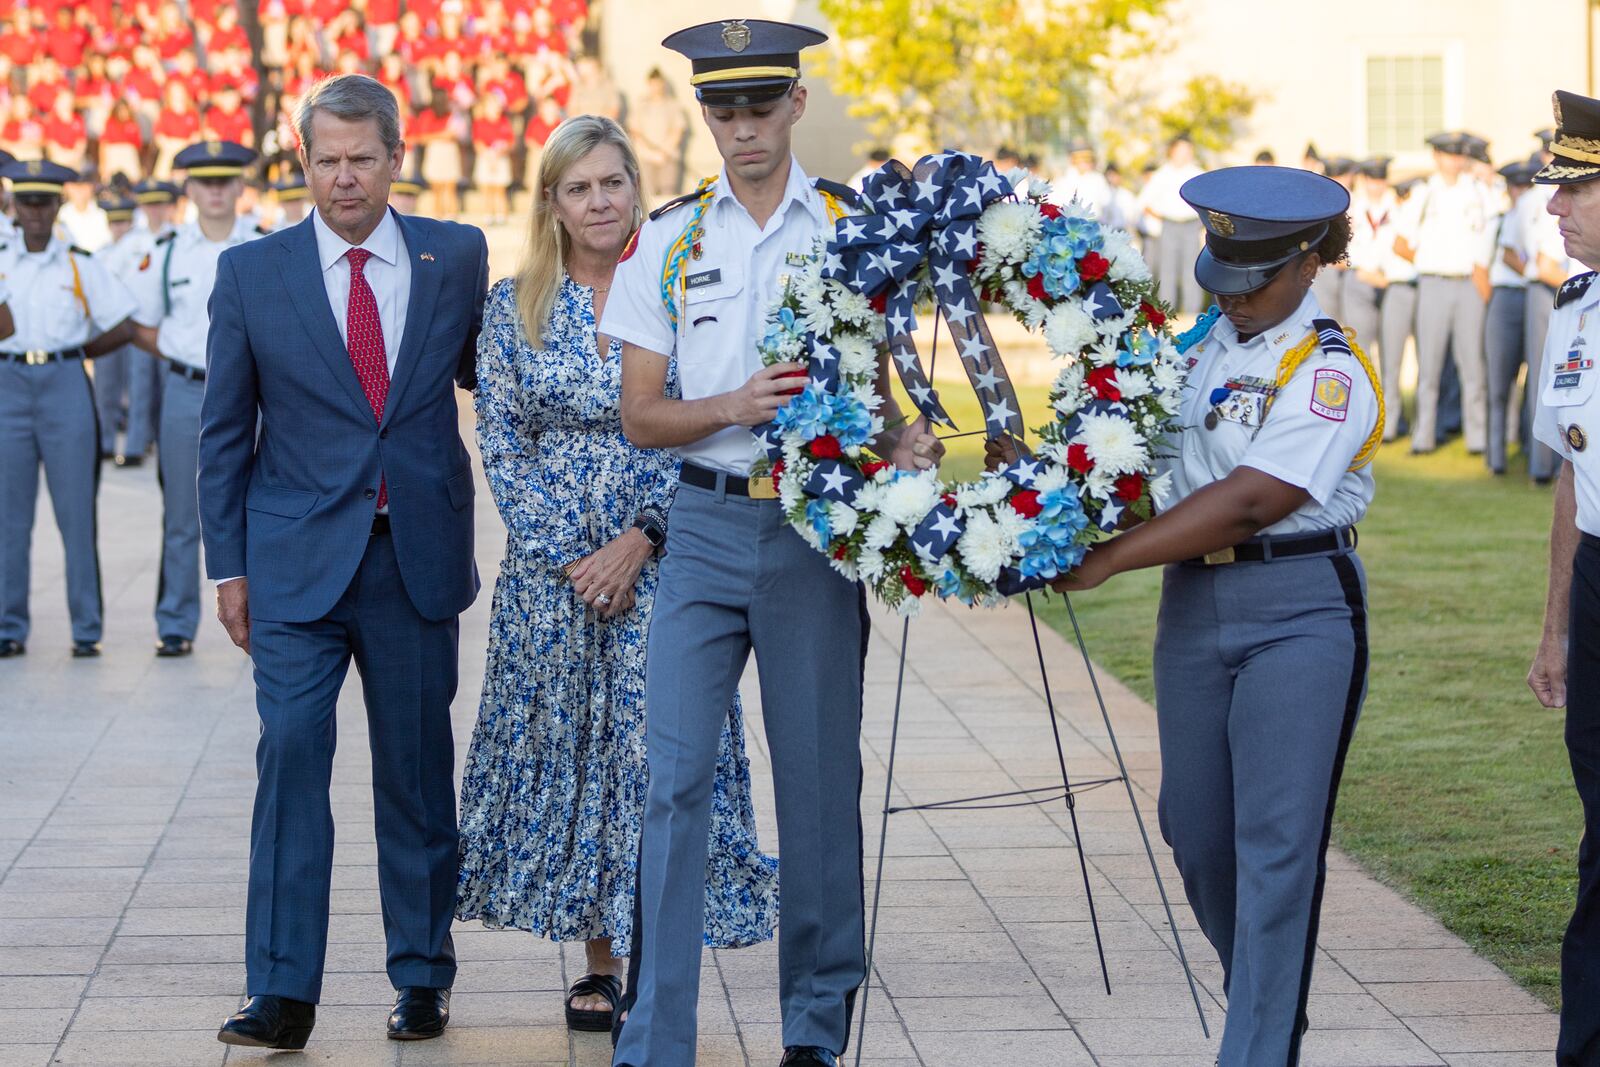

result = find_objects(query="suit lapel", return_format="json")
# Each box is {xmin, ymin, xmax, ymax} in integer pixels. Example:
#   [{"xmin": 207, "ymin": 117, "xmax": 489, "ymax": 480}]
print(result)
[
  {"xmin": 278, "ymin": 216, "xmax": 370, "ymax": 416},
  {"xmin": 384, "ymin": 211, "xmax": 441, "ymax": 422}
]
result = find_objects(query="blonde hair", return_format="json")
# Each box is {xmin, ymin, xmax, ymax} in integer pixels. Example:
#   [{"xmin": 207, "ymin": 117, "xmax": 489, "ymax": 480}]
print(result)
[{"xmin": 515, "ymin": 114, "xmax": 644, "ymax": 346}]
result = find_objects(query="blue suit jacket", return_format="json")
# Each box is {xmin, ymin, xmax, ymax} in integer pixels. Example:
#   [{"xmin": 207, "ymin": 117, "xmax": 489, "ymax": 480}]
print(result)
[{"xmin": 198, "ymin": 210, "xmax": 488, "ymax": 623}]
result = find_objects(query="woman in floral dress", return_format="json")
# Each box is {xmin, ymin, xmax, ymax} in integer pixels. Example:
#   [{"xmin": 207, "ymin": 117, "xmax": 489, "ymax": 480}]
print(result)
[{"xmin": 455, "ymin": 115, "xmax": 778, "ymax": 1033}]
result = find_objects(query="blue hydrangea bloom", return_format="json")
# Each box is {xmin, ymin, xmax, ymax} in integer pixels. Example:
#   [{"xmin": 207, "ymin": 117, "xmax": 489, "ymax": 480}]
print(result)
[
  {"xmin": 806, "ymin": 499, "xmax": 834, "ymax": 542},
  {"xmin": 1118, "ymin": 329, "xmax": 1160, "ymax": 368}
]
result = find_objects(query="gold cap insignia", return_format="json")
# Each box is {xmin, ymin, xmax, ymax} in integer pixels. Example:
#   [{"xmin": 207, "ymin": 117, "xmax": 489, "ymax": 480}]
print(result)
[
  {"xmin": 25, "ymin": 160, "xmax": 41, "ymax": 176},
  {"xmin": 721, "ymin": 19, "xmax": 751, "ymax": 53},
  {"xmin": 1206, "ymin": 210, "xmax": 1235, "ymax": 237},
  {"xmin": 1569, "ymin": 423, "xmax": 1588, "ymax": 452},
  {"xmin": 206, "ymin": 140, "xmax": 222, "ymax": 158}
]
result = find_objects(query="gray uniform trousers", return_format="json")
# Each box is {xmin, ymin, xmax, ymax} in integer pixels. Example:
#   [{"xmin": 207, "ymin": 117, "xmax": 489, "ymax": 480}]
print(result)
[
  {"xmin": 1412, "ymin": 275, "xmax": 1488, "ymax": 452},
  {"xmin": 93, "ymin": 346, "xmax": 128, "ymax": 453},
  {"xmin": 0, "ymin": 358, "xmax": 103, "ymax": 644},
  {"xmin": 156, "ymin": 369, "xmax": 204, "ymax": 640},
  {"xmin": 1484, "ymin": 286, "xmax": 1529, "ymax": 474},
  {"xmin": 1312, "ymin": 267, "xmax": 1345, "ymax": 324},
  {"xmin": 1156, "ymin": 218, "xmax": 1204, "ymax": 315},
  {"xmin": 1340, "ymin": 273, "xmax": 1381, "ymax": 363},
  {"xmin": 1379, "ymin": 281, "xmax": 1416, "ymax": 439},
  {"xmin": 1153, "ymin": 548, "xmax": 1368, "ymax": 1067},
  {"xmin": 614, "ymin": 479, "xmax": 866, "ymax": 1067},
  {"xmin": 1524, "ymin": 283, "xmax": 1562, "ymax": 480}
]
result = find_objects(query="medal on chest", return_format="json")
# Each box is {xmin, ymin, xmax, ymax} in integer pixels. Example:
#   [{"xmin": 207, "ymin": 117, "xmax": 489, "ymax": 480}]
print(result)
[
  {"xmin": 1555, "ymin": 332, "xmax": 1594, "ymax": 390},
  {"xmin": 1203, "ymin": 375, "xmax": 1277, "ymax": 431}
]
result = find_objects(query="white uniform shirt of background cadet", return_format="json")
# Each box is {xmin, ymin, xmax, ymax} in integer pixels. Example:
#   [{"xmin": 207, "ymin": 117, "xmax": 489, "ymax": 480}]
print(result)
[
  {"xmin": 97, "ymin": 225, "xmax": 145, "ymax": 294},
  {"xmin": 127, "ymin": 219, "xmax": 260, "ymax": 370},
  {"xmin": 0, "ymin": 237, "xmax": 136, "ymax": 354},
  {"xmin": 1383, "ymin": 194, "xmax": 1420, "ymax": 285},
  {"xmin": 602, "ymin": 156, "xmax": 832, "ymax": 476},
  {"xmin": 1050, "ymin": 167, "xmax": 1110, "ymax": 220},
  {"xmin": 1405, "ymin": 173, "xmax": 1494, "ymax": 276},
  {"xmin": 1492, "ymin": 201, "xmax": 1531, "ymax": 289},
  {"xmin": 1347, "ymin": 188, "xmax": 1395, "ymax": 276},
  {"xmin": 1527, "ymin": 190, "xmax": 1577, "ymax": 282},
  {"xmin": 1137, "ymin": 161, "xmax": 1203, "ymax": 223},
  {"xmin": 312, "ymin": 206, "xmax": 410, "ymax": 375},
  {"xmin": 1160, "ymin": 291, "xmax": 1378, "ymax": 536},
  {"xmin": 1535, "ymin": 280, "xmax": 1600, "ymax": 533}
]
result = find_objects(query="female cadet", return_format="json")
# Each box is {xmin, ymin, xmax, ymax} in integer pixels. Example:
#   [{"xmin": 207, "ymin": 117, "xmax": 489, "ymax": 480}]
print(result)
[{"xmin": 1004, "ymin": 166, "xmax": 1382, "ymax": 1066}]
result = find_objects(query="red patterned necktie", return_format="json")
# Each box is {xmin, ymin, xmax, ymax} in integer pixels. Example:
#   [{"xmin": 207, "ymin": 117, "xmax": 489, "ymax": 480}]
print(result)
[{"xmin": 344, "ymin": 247, "xmax": 389, "ymax": 508}]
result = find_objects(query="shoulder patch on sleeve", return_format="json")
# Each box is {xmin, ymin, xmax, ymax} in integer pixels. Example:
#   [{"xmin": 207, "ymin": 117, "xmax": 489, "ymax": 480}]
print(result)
[
  {"xmin": 1310, "ymin": 367, "xmax": 1353, "ymax": 421},
  {"xmin": 648, "ymin": 189, "xmax": 701, "ymax": 222},
  {"xmin": 813, "ymin": 177, "xmax": 863, "ymax": 207},
  {"xmin": 1558, "ymin": 271, "xmax": 1597, "ymax": 308},
  {"xmin": 618, "ymin": 227, "xmax": 641, "ymax": 263},
  {"xmin": 69, "ymin": 245, "xmax": 92, "ymax": 257}
]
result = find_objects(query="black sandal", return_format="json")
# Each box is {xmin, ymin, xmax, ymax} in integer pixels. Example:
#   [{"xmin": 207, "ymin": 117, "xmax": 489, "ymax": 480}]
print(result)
[{"xmin": 565, "ymin": 973, "xmax": 622, "ymax": 1033}]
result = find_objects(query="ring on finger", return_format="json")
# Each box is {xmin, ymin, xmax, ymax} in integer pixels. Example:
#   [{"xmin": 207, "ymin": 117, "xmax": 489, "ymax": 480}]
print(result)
[{"xmin": 596, "ymin": 593, "xmax": 613, "ymax": 607}]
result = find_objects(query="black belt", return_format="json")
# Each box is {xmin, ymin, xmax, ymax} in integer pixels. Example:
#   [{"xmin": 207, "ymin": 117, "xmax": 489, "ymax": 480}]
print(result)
[
  {"xmin": 1185, "ymin": 526, "xmax": 1357, "ymax": 566},
  {"xmin": 371, "ymin": 513, "xmax": 390, "ymax": 536},
  {"xmin": 0, "ymin": 347, "xmax": 86, "ymax": 365},
  {"xmin": 167, "ymin": 361, "xmax": 206, "ymax": 382},
  {"xmin": 679, "ymin": 461, "xmax": 775, "ymax": 499}
]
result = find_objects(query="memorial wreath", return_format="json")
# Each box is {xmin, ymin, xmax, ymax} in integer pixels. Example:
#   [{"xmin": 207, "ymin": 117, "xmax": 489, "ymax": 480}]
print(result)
[{"xmin": 753, "ymin": 151, "xmax": 1189, "ymax": 614}]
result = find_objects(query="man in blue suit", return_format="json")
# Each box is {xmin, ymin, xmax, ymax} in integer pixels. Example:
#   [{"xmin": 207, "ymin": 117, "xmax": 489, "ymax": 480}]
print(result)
[{"xmin": 197, "ymin": 73, "xmax": 487, "ymax": 1050}]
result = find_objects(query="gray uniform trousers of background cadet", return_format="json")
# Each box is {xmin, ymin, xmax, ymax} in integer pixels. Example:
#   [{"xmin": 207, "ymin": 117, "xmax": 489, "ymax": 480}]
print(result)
[
  {"xmin": 1340, "ymin": 273, "xmax": 1381, "ymax": 370},
  {"xmin": 1153, "ymin": 548, "xmax": 1368, "ymax": 1067},
  {"xmin": 615, "ymin": 479, "xmax": 866, "ymax": 1067},
  {"xmin": 0, "ymin": 358, "xmax": 103, "ymax": 644},
  {"xmin": 1379, "ymin": 280, "xmax": 1417, "ymax": 439},
  {"xmin": 1485, "ymin": 284, "xmax": 1529, "ymax": 473},
  {"xmin": 1412, "ymin": 274, "xmax": 1488, "ymax": 451},
  {"xmin": 1524, "ymin": 282, "xmax": 1562, "ymax": 480},
  {"xmin": 1157, "ymin": 217, "xmax": 1205, "ymax": 315},
  {"xmin": 155, "ymin": 369, "xmax": 204, "ymax": 639},
  {"xmin": 1312, "ymin": 267, "xmax": 1346, "ymax": 324},
  {"xmin": 93, "ymin": 346, "xmax": 127, "ymax": 452}
]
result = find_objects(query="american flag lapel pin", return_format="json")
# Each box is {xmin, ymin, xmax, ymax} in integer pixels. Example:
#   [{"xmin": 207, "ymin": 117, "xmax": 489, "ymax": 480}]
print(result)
[{"xmin": 419, "ymin": 252, "xmax": 435, "ymax": 262}]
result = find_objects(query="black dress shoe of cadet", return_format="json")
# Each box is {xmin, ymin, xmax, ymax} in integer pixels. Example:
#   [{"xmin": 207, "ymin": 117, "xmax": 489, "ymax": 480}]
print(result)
[
  {"xmin": 71, "ymin": 641, "xmax": 101, "ymax": 658},
  {"xmin": 0, "ymin": 639, "xmax": 23, "ymax": 658},
  {"xmin": 216, "ymin": 995, "xmax": 316, "ymax": 1049},
  {"xmin": 388, "ymin": 986, "xmax": 450, "ymax": 1040},
  {"xmin": 156, "ymin": 636, "xmax": 194, "ymax": 657},
  {"xmin": 780, "ymin": 1048, "xmax": 842, "ymax": 1067}
]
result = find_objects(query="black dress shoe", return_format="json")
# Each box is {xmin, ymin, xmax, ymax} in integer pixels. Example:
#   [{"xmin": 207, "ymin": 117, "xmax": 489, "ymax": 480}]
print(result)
[
  {"xmin": 71, "ymin": 641, "xmax": 101, "ymax": 658},
  {"xmin": 388, "ymin": 986, "xmax": 449, "ymax": 1040},
  {"xmin": 217, "ymin": 995, "xmax": 316, "ymax": 1049},
  {"xmin": 780, "ymin": 1048, "xmax": 842, "ymax": 1067},
  {"xmin": 155, "ymin": 636, "xmax": 193, "ymax": 657},
  {"xmin": 0, "ymin": 639, "xmax": 23, "ymax": 658}
]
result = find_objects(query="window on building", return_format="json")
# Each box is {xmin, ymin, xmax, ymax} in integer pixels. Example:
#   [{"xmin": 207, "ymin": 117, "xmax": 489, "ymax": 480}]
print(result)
[{"xmin": 1366, "ymin": 55, "xmax": 1445, "ymax": 156}]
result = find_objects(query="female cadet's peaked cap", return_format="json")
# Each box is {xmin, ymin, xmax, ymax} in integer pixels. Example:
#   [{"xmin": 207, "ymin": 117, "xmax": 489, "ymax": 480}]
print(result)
[
  {"xmin": 1179, "ymin": 165, "xmax": 1350, "ymax": 296},
  {"xmin": 662, "ymin": 19, "xmax": 826, "ymax": 108}
]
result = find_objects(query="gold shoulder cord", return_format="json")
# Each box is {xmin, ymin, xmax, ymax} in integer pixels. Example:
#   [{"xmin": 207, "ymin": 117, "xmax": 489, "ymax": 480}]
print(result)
[{"xmin": 1266, "ymin": 328, "xmax": 1386, "ymax": 471}]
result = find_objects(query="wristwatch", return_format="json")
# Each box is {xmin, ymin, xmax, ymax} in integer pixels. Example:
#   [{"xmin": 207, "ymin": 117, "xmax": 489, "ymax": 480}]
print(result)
[{"xmin": 633, "ymin": 508, "xmax": 667, "ymax": 550}]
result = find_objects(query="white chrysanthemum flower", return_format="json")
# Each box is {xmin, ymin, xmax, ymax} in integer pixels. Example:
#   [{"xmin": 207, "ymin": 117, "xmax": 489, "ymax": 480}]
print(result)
[
  {"xmin": 880, "ymin": 471, "xmax": 943, "ymax": 528},
  {"xmin": 829, "ymin": 501, "xmax": 860, "ymax": 538},
  {"xmin": 829, "ymin": 556, "xmax": 859, "ymax": 581},
  {"xmin": 1084, "ymin": 466, "xmax": 1116, "ymax": 500},
  {"xmin": 976, "ymin": 201, "xmax": 1043, "ymax": 265},
  {"xmin": 1148, "ymin": 470, "xmax": 1175, "ymax": 509},
  {"xmin": 864, "ymin": 513, "xmax": 900, "ymax": 549},
  {"xmin": 1076, "ymin": 411, "xmax": 1150, "ymax": 476},
  {"xmin": 895, "ymin": 594, "xmax": 923, "ymax": 617},
  {"xmin": 1038, "ymin": 439, "xmax": 1071, "ymax": 467},
  {"xmin": 956, "ymin": 509, "xmax": 1017, "ymax": 583},
  {"xmin": 1027, "ymin": 176, "xmax": 1051, "ymax": 200},
  {"xmin": 853, "ymin": 480, "xmax": 883, "ymax": 513},
  {"xmin": 858, "ymin": 546, "xmax": 886, "ymax": 581},
  {"xmin": 1114, "ymin": 368, "xmax": 1153, "ymax": 400},
  {"xmin": 994, "ymin": 503, "xmax": 1033, "ymax": 543},
  {"xmin": 832, "ymin": 287, "xmax": 876, "ymax": 327},
  {"xmin": 1152, "ymin": 360, "xmax": 1185, "ymax": 395},
  {"xmin": 1043, "ymin": 303, "xmax": 1098, "ymax": 359},
  {"xmin": 1034, "ymin": 466, "xmax": 1073, "ymax": 492},
  {"xmin": 1102, "ymin": 228, "xmax": 1153, "ymax": 284},
  {"xmin": 1094, "ymin": 309, "xmax": 1137, "ymax": 339},
  {"xmin": 834, "ymin": 334, "xmax": 877, "ymax": 378},
  {"xmin": 1086, "ymin": 336, "xmax": 1121, "ymax": 367},
  {"xmin": 800, "ymin": 303, "xmax": 836, "ymax": 338}
]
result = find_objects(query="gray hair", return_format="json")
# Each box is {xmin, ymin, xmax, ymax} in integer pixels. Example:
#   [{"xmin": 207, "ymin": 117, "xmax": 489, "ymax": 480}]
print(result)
[{"xmin": 295, "ymin": 74, "xmax": 402, "ymax": 156}]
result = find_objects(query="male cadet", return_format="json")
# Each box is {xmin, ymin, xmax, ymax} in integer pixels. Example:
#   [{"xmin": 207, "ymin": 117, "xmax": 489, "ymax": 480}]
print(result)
[
  {"xmin": 1311, "ymin": 157, "xmax": 1357, "ymax": 320},
  {"xmin": 1394, "ymin": 131, "xmax": 1495, "ymax": 453},
  {"xmin": 1486, "ymin": 159, "xmax": 1537, "ymax": 476},
  {"xmin": 1527, "ymin": 87, "xmax": 1600, "ymax": 1067},
  {"xmin": 127, "ymin": 140, "xmax": 262, "ymax": 658},
  {"xmin": 270, "ymin": 173, "xmax": 310, "ymax": 231},
  {"xmin": 603, "ymin": 20, "xmax": 943, "ymax": 1067},
  {"xmin": 1052, "ymin": 137, "xmax": 1110, "ymax": 220},
  {"xmin": 92, "ymin": 192, "xmax": 147, "ymax": 464},
  {"xmin": 1343, "ymin": 157, "xmax": 1393, "ymax": 373},
  {"xmin": 115, "ymin": 179, "xmax": 185, "ymax": 468},
  {"xmin": 0, "ymin": 159, "xmax": 138, "ymax": 659}
]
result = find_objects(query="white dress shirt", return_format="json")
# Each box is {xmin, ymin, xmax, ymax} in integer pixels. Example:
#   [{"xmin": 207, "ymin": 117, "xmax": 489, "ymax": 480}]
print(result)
[
  {"xmin": 0, "ymin": 237, "xmax": 136, "ymax": 353},
  {"xmin": 127, "ymin": 219, "xmax": 261, "ymax": 370},
  {"xmin": 1405, "ymin": 173, "xmax": 1494, "ymax": 277},
  {"xmin": 1139, "ymin": 162, "xmax": 1203, "ymax": 222},
  {"xmin": 311, "ymin": 207, "xmax": 411, "ymax": 376},
  {"xmin": 1536, "ymin": 278, "xmax": 1600, "ymax": 533}
]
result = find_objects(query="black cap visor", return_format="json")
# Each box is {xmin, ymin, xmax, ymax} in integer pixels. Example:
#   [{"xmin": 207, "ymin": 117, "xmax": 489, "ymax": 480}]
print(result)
[
  {"xmin": 1194, "ymin": 221, "xmax": 1328, "ymax": 295},
  {"xmin": 696, "ymin": 77, "xmax": 795, "ymax": 108}
]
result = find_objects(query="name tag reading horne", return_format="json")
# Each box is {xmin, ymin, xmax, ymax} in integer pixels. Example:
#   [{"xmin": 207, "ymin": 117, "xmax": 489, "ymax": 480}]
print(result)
[{"xmin": 685, "ymin": 268, "xmax": 722, "ymax": 291}]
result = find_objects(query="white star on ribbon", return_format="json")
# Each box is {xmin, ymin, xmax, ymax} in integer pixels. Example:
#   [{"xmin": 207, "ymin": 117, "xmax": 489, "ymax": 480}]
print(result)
[
  {"xmin": 837, "ymin": 218, "xmax": 866, "ymax": 243},
  {"xmin": 1099, "ymin": 499, "xmax": 1124, "ymax": 526},
  {"xmin": 951, "ymin": 228, "xmax": 978, "ymax": 257},
  {"xmin": 913, "ymin": 539, "xmax": 942, "ymax": 565},
  {"xmin": 976, "ymin": 171, "xmax": 1006, "ymax": 196},
  {"xmin": 810, "ymin": 340, "xmax": 836, "ymax": 366},
  {"xmin": 944, "ymin": 299, "xmax": 976, "ymax": 329},
  {"xmin": 822, "ymin": 250, "xmax": 844, "ymax": 275},
  {"xmin": 819, "ymin": 465, "xmax": 852, "ymax": 497},
  {"xmin": 962, "ymin": 183, "xmax": 986, "ymax": 210},
  {"xmin": 753, "ymin": 428, "xmax": 777, "ymax": 452},
  {"xmin": 888, "ymin": 207, "xmax": 920, "ymax": 232},
  {"xmin": 887, "ymin": 310, "xmax": 912, "ymax": 337},
  {"xmin": 894, "ymin": 345, "xmax": 920, "ymax": 372},
  {"xmin": 809, "ymin": 375, "xmax": 832, "ymax": 392},
  {"xmin": 876, "ymin": 217, "xmax": 899, "ymax": 241},
  {"xmin": 986, "ymin": 398, "xmax": 1017, "ymax": 426},
  {"xmin": 932, "ymin": 262, "xmax": 962, "ymax": 292},
  {"xmin": 879, "ymin": 245, "xmax": 905, "ymax": 274},
  {"xmin": 1010, "ymin": 458, "xmax": 1041, "ymax": 485},
  {"xmin": 959, "ymin": 333, "xmax": 989, "ymax": 361},
  {"xmin": 931, "ymin": 511, "xmax": 962, "ymax": 540},
  {"xmin": 972, "ymin": 367, "xmax": 1002, "ymax": 392},
  {"xmin": 907, "ymin": 383, "xmax": 935, "ymax": 408},
  {"xmin": 914, "ymin": 176, "xmax": 941, "ymax": 206},
  {"xmin": 1081, "ymin": 288, "xmax": 1105, "ymax": 318},
  {"xmin": 878, "ymin": 180, "xmax": 905, "ymax": 206}
]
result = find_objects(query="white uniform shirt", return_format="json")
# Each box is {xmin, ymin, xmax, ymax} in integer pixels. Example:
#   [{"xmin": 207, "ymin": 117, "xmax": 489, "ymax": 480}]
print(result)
[
  {"xmin": 1534, "ymin": 275, "xmax": 1600, "ymax": 533},
  {"xmin": 58, "ymin": 202, "xmax": 112, "ymax": 252},
  {"xmin": 1405, "ymin": 173, "xmax": 1494, "ymax": 276},
  {"xmin": 1491, "ymin": 200, "xmax": 1531, "ymax": 289},
  {"xmin": 1347, "ymin": 189, "xmax": 1396, "ymax": 275},
  {"xmin": 1526, "ymin": 187, "xmax": 1575, "ymax": 283},
  {"xmin": 1158, "ymin": 291, "xmax": 1378, "ymax": 536},
  {"xmin": 97, "ymin": 226, "xmax": 145, "ymax": 286},
  {"xmin": 0, "ymin": 236, "xmax": 137, "ymax": 354},
  {"xmin": 602, "ymin": 156, "xmax": 834, "ymax": 476},
  {"xmin": 1051, "ymin": 167, "xmax": 1111, "ymax": 220},
  {"xmin": 1383, "ymin": 191, "xmax": 1420, "ymax": 284},
  {"xmin": 1138, "ymin": 162, "xmax": 1203, "ymax": 223},
  {"xmin": 127, "ymin": 219, "xmax": 262, "ymax": 370},
  {"xmin": 311, "ymin": 207, "xmax": 411, "ymax": 376}
]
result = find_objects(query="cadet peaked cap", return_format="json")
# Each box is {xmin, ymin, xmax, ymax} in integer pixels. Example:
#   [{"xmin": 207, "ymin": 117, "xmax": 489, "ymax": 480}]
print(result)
[
  {"xmin": 1536, "ymin": 89, "xmax": 1600, "ymax": 185},
  {"xmin": 662, "ymin": 19, "xmax": 826, "ymax": 107},
  {"xmin": 1498, "ymin": 158, "xmax": 1539, "ymax": 186},
  {"xmin": 1463, "ymin": 134, "xmax": 1491, "ymax": 163},
  {"xmin": 99, "ymin": 194, "xmax": 138, "ymax": 223},
  {"xmin": 1323, "ymin": 156, "xmax": 1357, "ymax": 179},
  {"xmin": 272, "ymin": 173, "xmax": 309, "ymax": 201},
  {"xmin": 390, "ymin": 175, "xmax": 424, "ymax": 197},
  {"xmin": 1180, "ymin": 165, "xmax": 1350, "ymax": 296},
  {"xmin": 1425, "ymin": 131, "xmax": 1473, "ymax": 156},
  {"xmin": 174, "ymin": 139, "xmax": 257, "ymax": 179},
  {"xmin": 2, "ymin": 158, "xmax": 76, "ymax": 195},
  {"xmin": 134, "ymin": 179, "xmax": 181, "ymax": 204},
  {"xmin": 1357, "ymin": 157, "xmax": 1392, "ymax": 180}
]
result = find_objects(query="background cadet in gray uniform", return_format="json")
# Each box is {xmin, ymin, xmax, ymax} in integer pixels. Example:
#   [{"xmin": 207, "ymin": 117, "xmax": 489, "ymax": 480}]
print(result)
[
  {"xmin": 1380, "ymin": 177, "xmax": 1421, "ymax": 440},
  {"xmin": 128, "ymin": 140, "xmax": 261, "ymax": 657},
  {"xmin": 0, "ymin": 159, "xmax": 137, "ymax": 659},
  {"xmin": 1140, "ymin": 135, "xmax": 1205, "ymax": 314},
  {"xmin": 1401, "ymin": 131, "xmax": 1494, "ymax": 453},
  {"xmin": 602, "ymin": 20, "xmax": 943, "ymax": 1067},
  {"xmin": 111, "ymin": 180, "xmax": 182, "ymax": 467},
  {"xmin": 1487, "ymin": 159, "xmax": 1538, "ymax": 474},
  {"xmin": 1524, "ymin": 139, "xmax": 1570, "ymax": 484},
  {"xmin": 92, "ymin": 193, "xmax": 144, "ymax": 464},
  {"xmin": 1312, "ymin": 156, "xmax": 1355, "ymax": 320},
  {"xmin": 1010, "ymin": 166, "xmax": 1379, "ymax": 1067},
  {"xmin": 1341, "ymin": 158, "xmax": 1391, "ymax": 371}
]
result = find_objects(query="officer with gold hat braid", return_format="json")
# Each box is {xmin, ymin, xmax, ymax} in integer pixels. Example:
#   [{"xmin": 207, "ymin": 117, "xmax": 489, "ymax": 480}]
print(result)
[
  {"xmin": 601, "ymin": 17, "xmax": 943, "ymax": 1067},
  {"xmin": 1528, "ymin": 87, "xmax": 1600, "ymax": 1067},
  {"xmin": 0, "ymin": 158, "xmax": 138, "ymax": 659}
]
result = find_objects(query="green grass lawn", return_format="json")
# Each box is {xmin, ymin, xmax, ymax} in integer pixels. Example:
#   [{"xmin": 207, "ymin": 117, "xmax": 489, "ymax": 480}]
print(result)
[{"xmin": 904, "ymin": 373, "xmax": 1580, "ymax": 1007}]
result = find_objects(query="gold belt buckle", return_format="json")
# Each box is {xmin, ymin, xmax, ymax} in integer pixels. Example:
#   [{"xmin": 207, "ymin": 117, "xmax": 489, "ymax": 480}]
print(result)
[
  {"xmin": 747, "ymin": 473, "xmax": 779, "ymax": 500},
  {"xmin": 1203, "ymin": 546, "xmax": 1236, "ymax": 566},
  {"xmin": 24, "ymin": 349, "xmax": 47, "ymax": 366}
]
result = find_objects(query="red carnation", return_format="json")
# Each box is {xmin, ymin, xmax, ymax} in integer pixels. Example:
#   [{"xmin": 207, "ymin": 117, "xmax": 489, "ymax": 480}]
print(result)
[
  {"xmin": 1086, "ymin": 365, "xmax": 1121, "ymax": 402},
  {"xmin": 771, "ymin": 459, "xmax": 785, "ymax": 492},
  {"xmin": 1039, "ymin": 202, "xmax": 1063, "ymax": 220},
  {"xmin": 1114, "ymin": 473, "xmax": 1145, "ymax": 502},
  {"xmin": 869, "ymin": 291, "xmax": 888, "ymax": 315},
  {"xmin": 1010, "ymin": 490, "xmax": 1043, "ymax": 518},
  {"xmin": 1078, "ymin": 251, "xmax": 1110, "ymax": 282},
  {"xmin": 809, "ymin": 434, "xmax": 843, "ymax": 459},
  {"xmin": 1026, "ymin": 273, "xmax": 1049, "ymax": 303},
  {"xmin": 900, "ymin": 565, "xmax": 927, "ymax": 598},
  {"xmin": 942, "ymin": 492, "xmax": 958, "ymax": 508},
  {"xmin": 861, "ymin": 460, "xmax": 890, "ymax": 477},
  {"xmin": 1141, "ymin": 301, "xmax": 1167, "ymax": 328},
  {"xmin": 834, "ymin": 543, "xmax": 851, "ymax": 560},
  {"xmin": 1067, "ymin": 443, "xmax": 1094, "ymax": 473}
]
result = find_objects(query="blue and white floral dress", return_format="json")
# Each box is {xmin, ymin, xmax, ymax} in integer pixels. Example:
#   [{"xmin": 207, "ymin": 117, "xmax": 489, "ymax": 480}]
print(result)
[{"xmin": 456, "ymin": 276, "xmax": 779, "ymax": 955}]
